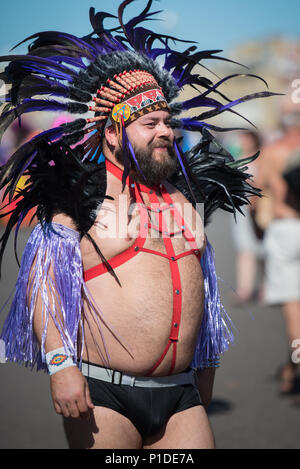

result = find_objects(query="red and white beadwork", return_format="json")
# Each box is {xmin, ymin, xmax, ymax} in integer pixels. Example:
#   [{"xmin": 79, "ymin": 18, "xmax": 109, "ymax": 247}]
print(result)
[{"xmin": 86, "ymin": 69, "xmax": 168, "ymax": 126}]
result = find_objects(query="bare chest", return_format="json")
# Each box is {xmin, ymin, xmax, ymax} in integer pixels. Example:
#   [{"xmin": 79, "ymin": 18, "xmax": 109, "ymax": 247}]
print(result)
[
  {"xmin": 80, "ymin": 181, "xmax": 205, "ymax": 373},
  {"xmin": 81, "ymin": 182, "xmax": 205, "ymax": 268}
]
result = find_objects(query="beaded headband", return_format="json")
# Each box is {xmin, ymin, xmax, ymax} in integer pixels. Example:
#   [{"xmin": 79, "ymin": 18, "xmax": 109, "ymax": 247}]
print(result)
[{"xmin": 87, "ymin": 69, "xmax": 169, "ymax": 128}]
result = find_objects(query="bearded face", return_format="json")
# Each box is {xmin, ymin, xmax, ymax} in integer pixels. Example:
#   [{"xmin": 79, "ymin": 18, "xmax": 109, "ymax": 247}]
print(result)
[
  {"xmin": 115, "ymin": 138, "xmax": 178, "ymax": 186},
  {"xmin": 114, "ymin": 110, "xmax": 179, "ymax": 186}
]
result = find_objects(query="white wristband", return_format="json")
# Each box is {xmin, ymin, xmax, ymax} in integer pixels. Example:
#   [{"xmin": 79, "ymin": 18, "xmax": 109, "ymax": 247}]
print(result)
[{"xmin": 46, "ymin": 347, "xmax": 76, "ymax": 375}]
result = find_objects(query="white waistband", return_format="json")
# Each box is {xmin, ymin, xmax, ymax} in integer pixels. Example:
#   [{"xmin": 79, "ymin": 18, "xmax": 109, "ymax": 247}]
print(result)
[{"xmin": 81, "ymin": 362, "xmax": 196, "ymax": 388}]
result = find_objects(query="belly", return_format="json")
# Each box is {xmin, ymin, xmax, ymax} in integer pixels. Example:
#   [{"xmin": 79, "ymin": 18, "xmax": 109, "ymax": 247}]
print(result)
[{"xmin": 82, "ymin": 249, "xmax": 204, "ymax": 376}]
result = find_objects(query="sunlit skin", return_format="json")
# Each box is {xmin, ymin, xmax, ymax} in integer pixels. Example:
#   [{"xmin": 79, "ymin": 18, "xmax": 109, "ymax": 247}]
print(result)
[{"xmin": 35, "ymin": 109, "xmax": 215, "ymax": 449}]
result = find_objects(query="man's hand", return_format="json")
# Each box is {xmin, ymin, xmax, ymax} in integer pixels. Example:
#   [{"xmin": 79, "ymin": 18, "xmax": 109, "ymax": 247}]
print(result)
[{"xmin": 50, "ymin": 366, "xmax": 94, "ymax": 419}]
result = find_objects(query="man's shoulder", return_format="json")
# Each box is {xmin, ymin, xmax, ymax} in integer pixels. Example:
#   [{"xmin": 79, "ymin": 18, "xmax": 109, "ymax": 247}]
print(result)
[
  {"xmin": 51, "ymin": 213, "xmax": 78, "ymax": 231},
  {"xmin": 163, "ymin": 180, "xmax": 204, "ymax": 217},
  {"xmin": 163, "ymin": 180, "xmax": 187, "ymax": 201}
]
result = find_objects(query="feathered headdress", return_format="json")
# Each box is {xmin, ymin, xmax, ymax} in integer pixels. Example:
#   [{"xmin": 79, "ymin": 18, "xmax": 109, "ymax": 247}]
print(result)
[{"xmin": 0, "ymin": 0, "xmax": 280, "ymax": 270}]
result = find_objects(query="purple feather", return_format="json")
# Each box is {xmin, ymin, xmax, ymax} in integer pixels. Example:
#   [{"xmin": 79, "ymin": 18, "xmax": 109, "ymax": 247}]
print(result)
[
  {"xmin": 11, "ymin": 31, "xmax": 96, "ymax": 57},
  {"xmin": 213, "ymin": 90, "xmax": 281, "ymax": 112},
  {"xmin": 49, "ymin": 56, "xmax": 88, "ymax": 70},
  {"xmin": 199, "ymin": 73, "xmax": 269, "ymax": 101},
  {"xmin": 1, "ymin": 99, "xmax": 68, "ymax": 120},
  {"xmin": 123, "ymin": 124, "xmax": 145, "ymax": 182},
  {"xmin": 125, "ymin": 0, "xmax": 160, "ymax": 31},
  {"xmin": 180, "ymin": 118, "xmax": 246, "ymax": 132},
  {"xmin": 178, "ymin": 94, "xmax": 260, "ymax": 129},
  {"xmin": 174, "ymin": 139, "xmax": 197, "ymax": 206},
  {"xmin": 2, "ymin": 55, "xmax": 77, "ymax": 82},
  {"xmin": 179, "ymin": 94, "xmax": 225, "ymax": 111}
]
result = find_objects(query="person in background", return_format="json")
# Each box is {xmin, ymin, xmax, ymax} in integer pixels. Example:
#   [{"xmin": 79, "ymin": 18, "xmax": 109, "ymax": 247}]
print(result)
[
  {"xmin": 229, "ymin": 130, "xmax": 265, "ymax": 304},
  {"xmin": 255, "ymin": 106, "xmax": 300, "ymax": 396}
]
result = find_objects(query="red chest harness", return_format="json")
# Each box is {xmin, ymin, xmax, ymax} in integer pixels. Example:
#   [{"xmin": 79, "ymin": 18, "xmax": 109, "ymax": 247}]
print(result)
[{"xmin": 84, "ymin": 159, "xmax": 203, "ymax": 375}]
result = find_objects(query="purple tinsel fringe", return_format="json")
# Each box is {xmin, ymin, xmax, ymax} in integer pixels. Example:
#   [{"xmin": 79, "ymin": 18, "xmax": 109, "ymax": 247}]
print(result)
[
  {"xmin": 190, "ymin": 239, "xmax": 234, "ymax": 369},
  {"xmin": 0, "ymin": 222, "xmax": 116, "ymax": 371},
  {"xmin": 1, "ymin": 224, "xmax": 233, "ymax": 372}
]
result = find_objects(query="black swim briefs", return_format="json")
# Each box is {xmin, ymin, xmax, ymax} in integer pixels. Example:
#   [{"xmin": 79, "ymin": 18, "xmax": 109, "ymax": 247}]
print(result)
[{"xmin": 86, "ymin": 373, "xmax": 202, "ymax": 439}]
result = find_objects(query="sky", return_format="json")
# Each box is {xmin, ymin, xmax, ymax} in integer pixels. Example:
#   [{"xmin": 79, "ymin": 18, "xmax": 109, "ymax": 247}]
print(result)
[{"xmin": 0, "ymin": 0, "xmax": 299, "ymax": 56}]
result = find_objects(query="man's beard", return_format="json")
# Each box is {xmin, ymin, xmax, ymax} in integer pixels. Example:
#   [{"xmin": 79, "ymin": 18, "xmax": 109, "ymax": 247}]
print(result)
[{"xmin": 115, "ymin": 139, "xmax": 179, "ymax": 186}]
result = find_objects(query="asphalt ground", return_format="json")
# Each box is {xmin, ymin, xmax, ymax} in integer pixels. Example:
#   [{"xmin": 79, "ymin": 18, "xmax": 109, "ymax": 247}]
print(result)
[{"xmin": 0, "ymin": 211, "xmax": 299, "ymax": 449}]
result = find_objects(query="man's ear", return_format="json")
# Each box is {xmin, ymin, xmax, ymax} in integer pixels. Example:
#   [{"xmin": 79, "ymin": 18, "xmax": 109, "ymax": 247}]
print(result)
[{"xmin": 104, "ymin": 124, "xmax": 118, "ymax": 148}]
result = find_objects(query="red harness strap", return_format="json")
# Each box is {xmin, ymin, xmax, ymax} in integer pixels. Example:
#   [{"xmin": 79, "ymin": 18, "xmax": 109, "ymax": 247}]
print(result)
[
  {"xmin": 143, "ymin": 187, "xmax": 202, "ymax": 376},
  {"xmin": 143, "ymin": 189, "xmax": 182, "ymax": 375},
  {"xmin": 83, "ymin": 162, "xmax": 149, "ymax": 282},
  {"xmin": 83, "ymin": 159, "xmax": 202, "ymax": 375}
]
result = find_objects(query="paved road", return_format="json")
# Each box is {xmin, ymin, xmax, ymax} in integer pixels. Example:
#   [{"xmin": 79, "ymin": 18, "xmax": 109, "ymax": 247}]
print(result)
[{"xmin": 0, "ymin": 212, "xmax": 299, "ymax": 449}]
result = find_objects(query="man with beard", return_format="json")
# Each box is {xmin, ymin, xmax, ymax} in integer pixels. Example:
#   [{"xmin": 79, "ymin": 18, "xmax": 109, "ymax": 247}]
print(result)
[
  {"xmin": 0, "ymin": 0, "xmax": 272, "ymax": 451},
  {"xmin": 48, "ymin": 109, "xmax": 213, "ymax": 449}
]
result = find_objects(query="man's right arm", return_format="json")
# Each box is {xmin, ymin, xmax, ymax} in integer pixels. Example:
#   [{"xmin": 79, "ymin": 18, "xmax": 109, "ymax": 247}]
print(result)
[
  {"xmin": 33, "ymin": 290, "xmax": 94, "ymax": 420},
  {"xmin": 32, "ymin": 214, "xmax": 94, "ymax": 420}
]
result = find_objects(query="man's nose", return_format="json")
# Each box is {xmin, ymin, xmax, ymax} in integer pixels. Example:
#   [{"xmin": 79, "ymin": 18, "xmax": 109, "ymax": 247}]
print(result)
[{"xmin": 156, "ymin": 122, "xmax": 173, "ymax": 139}]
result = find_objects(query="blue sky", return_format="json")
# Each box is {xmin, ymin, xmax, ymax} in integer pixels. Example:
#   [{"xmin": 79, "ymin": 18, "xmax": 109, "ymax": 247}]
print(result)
[{"xmin": 0, "ymin": 0, "xmax": 299, "ymax": 56}]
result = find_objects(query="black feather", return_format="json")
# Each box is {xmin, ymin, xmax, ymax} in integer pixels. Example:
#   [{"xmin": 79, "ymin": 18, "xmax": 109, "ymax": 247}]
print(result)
[
  {"xmin": 169, "ymin": 129, "xmax": 261, "ymax": 225},
  {"xmin": 0, "ymin": 139, "xmax": 112, "ymax": 276}
]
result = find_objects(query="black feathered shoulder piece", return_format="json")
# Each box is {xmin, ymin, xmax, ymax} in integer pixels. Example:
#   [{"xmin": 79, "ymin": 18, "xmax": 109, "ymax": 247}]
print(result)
[
  {"xmin": 0, "ymin": 138, "xmax": 111, "ymax": 272},
  {"xmin": 0, "ymin": 0, "xmax": 280, "ymax": 270},
  {"xmin": 169, "ymin": 129, "xmax": 261, "ymax": 226}
]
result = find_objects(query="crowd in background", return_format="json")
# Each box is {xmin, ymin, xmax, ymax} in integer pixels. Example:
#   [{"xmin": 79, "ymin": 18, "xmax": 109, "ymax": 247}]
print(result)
[{"xmin": 224, "ymin": 99, "xmax": 300, "ymax": 401}]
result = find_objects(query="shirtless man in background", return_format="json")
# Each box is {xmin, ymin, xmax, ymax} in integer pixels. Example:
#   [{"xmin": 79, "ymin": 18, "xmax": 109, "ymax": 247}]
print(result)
[
  {"xmin": 35, "ymin": 110, "xmax": 215, "ymax": 449},
  {"xmin": 255, "ymin": 104, "xmax": 300, "ymax": 395}
]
